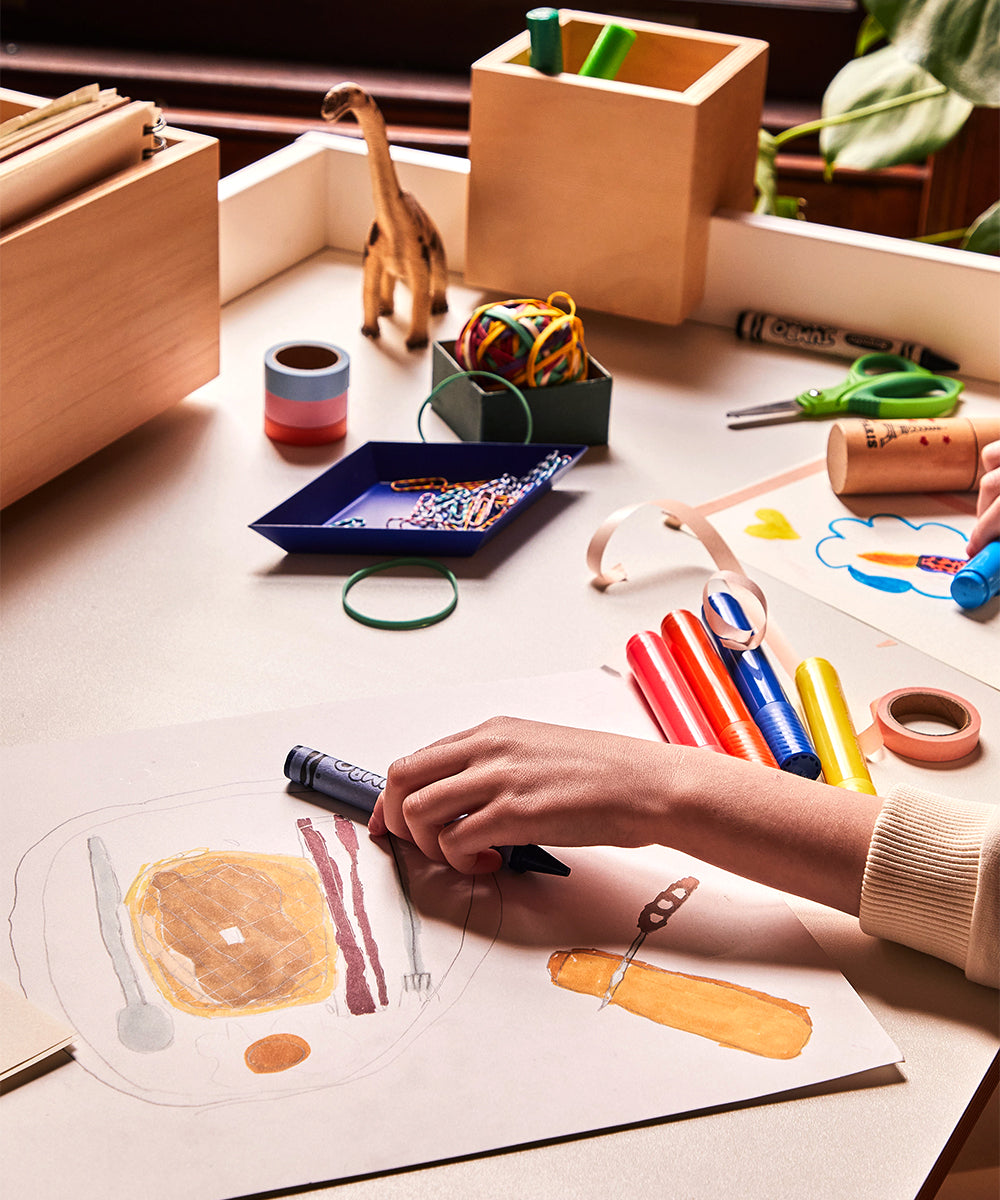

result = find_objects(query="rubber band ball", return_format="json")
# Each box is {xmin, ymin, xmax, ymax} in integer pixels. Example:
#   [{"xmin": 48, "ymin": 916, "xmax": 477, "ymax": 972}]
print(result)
[{"xmin": 453, "ymin": 291, "xmax": 589, "ymax": 387}]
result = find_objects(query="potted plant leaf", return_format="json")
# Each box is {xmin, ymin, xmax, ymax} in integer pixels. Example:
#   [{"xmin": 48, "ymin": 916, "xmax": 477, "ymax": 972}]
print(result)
[{"xmin": 755, "ymin": 0, "xmax": 999, "ymax": 254}]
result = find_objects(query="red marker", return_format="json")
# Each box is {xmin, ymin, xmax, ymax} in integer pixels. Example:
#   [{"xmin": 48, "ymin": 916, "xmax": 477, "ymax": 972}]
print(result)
[
  {"xmin": 660, "ymin": 610, "xmax": 778, "ymax": 768},
  {"xmin": 626, "ymin": 632, "xmax": 724, "ymax": 752}
]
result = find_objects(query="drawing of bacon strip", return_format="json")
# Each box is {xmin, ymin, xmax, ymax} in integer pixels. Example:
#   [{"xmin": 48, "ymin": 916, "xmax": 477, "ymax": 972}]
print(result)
[
  {"xmin": 297, "ymin": 817, "xmax": 375, "ymax": 1015},
  {"xmin": 333, "ymin": 814, "xmax": 389, "ymax": 1007}
]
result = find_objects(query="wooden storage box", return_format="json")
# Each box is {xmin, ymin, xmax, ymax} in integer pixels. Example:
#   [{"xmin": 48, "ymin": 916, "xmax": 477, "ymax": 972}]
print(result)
[
  {"xmin": 0, "ymin": 90, "xmax": 220, "ymax": 508},
  {"xmin": 465, "ymin": 10, "xmax": 767, "ymax": 326}
]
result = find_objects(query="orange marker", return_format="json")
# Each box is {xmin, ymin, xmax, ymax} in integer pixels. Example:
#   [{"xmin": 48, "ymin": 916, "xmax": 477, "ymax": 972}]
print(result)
[{"xmin": 660, "ymin": 610, "xmax": 778, "ymax": 768}]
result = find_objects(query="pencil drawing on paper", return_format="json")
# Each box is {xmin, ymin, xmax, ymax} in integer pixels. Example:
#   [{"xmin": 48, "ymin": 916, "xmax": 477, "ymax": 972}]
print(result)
[
  {"xmin": 814, "ymin": 514, "xmax": 968, "ymax": 598},
  {"xmin": 12, "ymin": 781, "xmax": 502, "ymax": 1105},
  {"xmin": 547, "ymin": 876, "xmax": 813, "ymax": 1059},
  {"xmin": 89, "ymin": 835, "xmax": 175, "ymax": 1054}
]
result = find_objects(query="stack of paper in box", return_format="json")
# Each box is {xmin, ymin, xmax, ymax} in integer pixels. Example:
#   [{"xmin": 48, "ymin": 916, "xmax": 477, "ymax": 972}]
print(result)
[
  {"xmin": 0, "ymin": 85, "xmax": 220, "ymax": 508},
  {"xmin": 0, "ymin": 84, "xmax": 164, "ymax": 229}
]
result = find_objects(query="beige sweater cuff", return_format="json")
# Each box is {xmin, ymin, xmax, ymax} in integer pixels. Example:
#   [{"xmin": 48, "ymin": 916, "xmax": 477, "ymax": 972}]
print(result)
[{"xmin": 859, "ymin": 784, "xmax": 990, "ymax": 976}]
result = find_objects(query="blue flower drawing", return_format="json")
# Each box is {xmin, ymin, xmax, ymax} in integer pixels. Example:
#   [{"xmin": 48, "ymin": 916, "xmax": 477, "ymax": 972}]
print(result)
[{"xmin": 814, "ymin": 514, "xmax": 968, "ymax": 599}]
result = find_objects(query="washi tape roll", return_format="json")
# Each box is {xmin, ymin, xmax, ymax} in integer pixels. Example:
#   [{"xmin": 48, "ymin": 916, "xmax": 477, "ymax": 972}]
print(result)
[
  {"xmin": 265, "ymin": 342, "xmax": 350, "ymax": 446},
  {"xmin": 861, "ymin": 687, "xmax": 981, "ymax": 762}
]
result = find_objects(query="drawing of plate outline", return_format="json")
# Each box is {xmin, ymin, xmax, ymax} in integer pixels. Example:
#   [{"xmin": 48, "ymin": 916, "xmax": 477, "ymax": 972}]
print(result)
[{"xmin": 10, "ymin": 779, "xmax": 501, "ymax": 1107}]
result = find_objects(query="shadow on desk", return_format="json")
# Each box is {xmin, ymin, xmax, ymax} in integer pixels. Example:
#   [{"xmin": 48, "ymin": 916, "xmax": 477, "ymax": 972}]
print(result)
[
  {"xmin": 806, "ymin": 911, "xmax": 999, "ymax": 1042},
  {"xmin": 1, "ymin": 399, "xmax": 217, "ymax": 548}
]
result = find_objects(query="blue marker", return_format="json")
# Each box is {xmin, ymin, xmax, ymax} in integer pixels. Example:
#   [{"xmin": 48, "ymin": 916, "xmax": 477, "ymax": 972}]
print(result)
[
  {"xmin": 284, "ymin": 745, "xmax": 571, "ymax": 876},
  {"xmin": 704, "ymin": 593, "xmax": 822, "ymax": 779},
  {"xmin": 951, "ymin": 542, "xmax": 1000, "ymax": 610}
]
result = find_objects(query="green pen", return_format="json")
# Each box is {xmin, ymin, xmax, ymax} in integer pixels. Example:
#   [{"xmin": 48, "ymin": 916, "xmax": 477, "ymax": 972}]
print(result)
[
  {"xmin": 528, "ymin": 7, "xmax": 563, "ymax": 74},
  {"xmin": 578, "ymin": 22, "xmax": 636, "ymax": 80}
]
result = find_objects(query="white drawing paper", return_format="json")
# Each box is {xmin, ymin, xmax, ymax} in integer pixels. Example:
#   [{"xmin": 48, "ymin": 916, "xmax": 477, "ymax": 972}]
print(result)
[
  {"xmin": 3, "ymin": 669, "xmax": 902, "ymax": 1200},
  {"xmin": 704, "ymin": 474, "xmax": 994, "ymax": 686}
]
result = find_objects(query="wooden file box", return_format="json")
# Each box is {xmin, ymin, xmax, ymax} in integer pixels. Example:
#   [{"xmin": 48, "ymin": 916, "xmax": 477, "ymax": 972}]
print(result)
[
  {"xmin": 465, "ymin": 11, "xmax": 767, "ymax": 325},
  {"xmin": 0, "ymin": 91, "xmax": 220, "ymax": 508}
]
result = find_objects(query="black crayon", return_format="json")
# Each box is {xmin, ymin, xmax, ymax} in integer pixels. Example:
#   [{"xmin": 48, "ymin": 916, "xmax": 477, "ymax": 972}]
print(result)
[
  {"xmin": 284, "ymin": 745, "xmax": 571, "ymax": 877},
  {"xmin": 736, "ymin": 310, "xmax": 959, "ymax": 372}
]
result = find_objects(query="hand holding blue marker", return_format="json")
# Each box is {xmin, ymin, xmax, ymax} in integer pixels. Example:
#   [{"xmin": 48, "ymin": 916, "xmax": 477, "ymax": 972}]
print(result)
[
  {"xmin": 284, "ymin": 745, "xmax": 571, "ymax": 876},
  {"xmin": 951, "ymin": 542, "xmax": 1000, "ymax": 610}
]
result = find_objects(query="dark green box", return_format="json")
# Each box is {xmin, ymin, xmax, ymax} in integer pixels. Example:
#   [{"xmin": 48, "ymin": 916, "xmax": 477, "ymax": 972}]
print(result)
[{"xmin": 430, "ymin": 340, "xmax": 612, "ymax": 444}]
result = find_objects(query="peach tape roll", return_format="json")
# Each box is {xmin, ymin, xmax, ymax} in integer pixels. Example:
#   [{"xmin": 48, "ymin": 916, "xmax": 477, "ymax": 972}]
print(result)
[
  {"xmin": 585, "ymin": 497, "xmax": 801, "ymax": 678},
  {"xmin": 856, "ymin": 688, "xmax": 981, "ymax": 763}
]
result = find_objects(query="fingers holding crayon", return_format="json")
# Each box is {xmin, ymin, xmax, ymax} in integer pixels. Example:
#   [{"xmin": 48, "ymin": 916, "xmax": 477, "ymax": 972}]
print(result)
[{"xmin": 371, "ymin": 716, "xmax": 668, "ymax": 873}]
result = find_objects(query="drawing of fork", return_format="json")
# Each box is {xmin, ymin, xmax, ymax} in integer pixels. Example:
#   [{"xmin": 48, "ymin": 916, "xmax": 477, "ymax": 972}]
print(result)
[{"xmin": 387, "ymin": 834, "xmax": 432, "ymax": 998}]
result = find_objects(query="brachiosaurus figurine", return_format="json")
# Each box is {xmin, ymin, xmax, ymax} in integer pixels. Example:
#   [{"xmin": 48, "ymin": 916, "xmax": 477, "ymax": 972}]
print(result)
[{"xmin": 321, "ymin": 82, "xmax": 448, "ymax": 350}]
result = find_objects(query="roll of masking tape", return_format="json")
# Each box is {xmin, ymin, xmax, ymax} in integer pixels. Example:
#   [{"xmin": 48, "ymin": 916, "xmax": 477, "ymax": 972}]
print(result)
[
  {"xmin": 862, "ymin": 688, "xmax": 981, "ymax": 762},
  {"xmin": 265, "ymin": 341, "xmax": 350, "ymax": 446}
]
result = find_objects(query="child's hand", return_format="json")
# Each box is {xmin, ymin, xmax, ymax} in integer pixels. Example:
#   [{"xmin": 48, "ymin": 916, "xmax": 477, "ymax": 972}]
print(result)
[
  {"xmin": 369, "ymin": 716, "xmax": 669, "ymax": 873},
  {"xmin": 967, "ymin": 439, "xmax": 1000, "ymax": 557}
]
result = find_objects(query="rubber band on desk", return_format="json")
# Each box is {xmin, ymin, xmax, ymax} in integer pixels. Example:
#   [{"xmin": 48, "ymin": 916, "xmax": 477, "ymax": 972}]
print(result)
[
  {"xmin": 418, "ymin": 371, "xmax": 534, "ymax": 444},
  {"xmin": 342, "ymin": 558, "xmax": 459, "ymax": 630}
]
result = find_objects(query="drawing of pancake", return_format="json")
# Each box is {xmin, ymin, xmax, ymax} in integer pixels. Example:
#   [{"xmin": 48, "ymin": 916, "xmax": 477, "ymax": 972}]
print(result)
[{"xmin": 125, "ymin": 850, "xmax": 337, "ymax": 1017}]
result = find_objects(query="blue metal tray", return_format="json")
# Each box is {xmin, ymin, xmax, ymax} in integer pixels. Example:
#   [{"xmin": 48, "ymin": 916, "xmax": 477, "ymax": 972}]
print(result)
[{"xmin": 250, "ymin": 441, "xmax": 587, "ymax": 556}]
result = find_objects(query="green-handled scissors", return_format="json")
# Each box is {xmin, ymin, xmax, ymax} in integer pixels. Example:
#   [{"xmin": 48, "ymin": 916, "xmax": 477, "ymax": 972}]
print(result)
[{"xmin": 727, "ymin": 353, "xmax": 964, "ymax": 427}]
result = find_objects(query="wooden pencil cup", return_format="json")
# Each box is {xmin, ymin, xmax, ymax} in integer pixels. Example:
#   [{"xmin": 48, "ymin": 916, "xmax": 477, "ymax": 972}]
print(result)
[{"xmin": 465, "ymin": 10, "xmax": 767, "ymax": 326}]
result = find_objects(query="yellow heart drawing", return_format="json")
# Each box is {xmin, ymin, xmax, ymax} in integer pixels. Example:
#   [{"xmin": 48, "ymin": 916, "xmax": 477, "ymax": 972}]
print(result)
[{"xmin": 744, "ymin": 508, "xmax": 800, "ymax": 540}]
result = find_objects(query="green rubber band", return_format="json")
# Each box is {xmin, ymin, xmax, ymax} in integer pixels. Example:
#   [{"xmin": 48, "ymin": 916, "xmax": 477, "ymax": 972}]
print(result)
[
  {"xmin": 418, "ymin": 370, "xmax": 534, "ymax": 444},
  {"xmin": 342, "ymin": 557, "xmax": 459, "ymax": 630},
  {"xmin": 482, "ymin": 306, "xmax": 536, "ymax": 354}
]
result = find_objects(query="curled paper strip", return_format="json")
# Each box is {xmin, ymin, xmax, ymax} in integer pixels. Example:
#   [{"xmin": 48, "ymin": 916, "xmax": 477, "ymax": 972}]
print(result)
[
  {"xmin": 857, "ymin": 688, "xmax": 981, "ymax": 763},
  {"xmin": 702, "ymin": 571, "xmax": 768, "ymax": 653},
  {"xmin": 585, "ymin": 498, "xmax": 799, "ymax": 676}
]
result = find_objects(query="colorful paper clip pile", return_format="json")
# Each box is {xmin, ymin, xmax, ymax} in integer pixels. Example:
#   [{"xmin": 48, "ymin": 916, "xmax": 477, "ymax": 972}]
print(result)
[{"xmin": 392, "ymin": 450, "xmax": 572, "ymax": 532}]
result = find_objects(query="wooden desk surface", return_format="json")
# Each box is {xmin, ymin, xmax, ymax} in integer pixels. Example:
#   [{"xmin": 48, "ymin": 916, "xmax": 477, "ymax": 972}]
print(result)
[{"xmin": 2, "ymin": 251, "xmax": 998, "ymax": 1199}]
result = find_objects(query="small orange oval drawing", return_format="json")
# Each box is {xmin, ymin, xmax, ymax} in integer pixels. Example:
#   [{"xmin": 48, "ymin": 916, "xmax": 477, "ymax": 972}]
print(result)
[{"xmin": 244, "ymin": 1032, "xmax": 312, "ymax": 1074}]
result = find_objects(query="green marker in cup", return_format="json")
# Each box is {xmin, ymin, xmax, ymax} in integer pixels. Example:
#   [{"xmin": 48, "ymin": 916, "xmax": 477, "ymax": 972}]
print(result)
[
  {"xmin": 578, "ymin": 22, "xmax": 636, "ymax": 80},
  {"xmin": 527, "ymin": 7, "xmax": 563, "ymax": 74}
]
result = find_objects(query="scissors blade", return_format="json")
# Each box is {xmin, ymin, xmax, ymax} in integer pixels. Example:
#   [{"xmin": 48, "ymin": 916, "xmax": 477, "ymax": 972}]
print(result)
[{"xmin": 725, "ymin": 398, "xmax": 801, "ymax": 420}]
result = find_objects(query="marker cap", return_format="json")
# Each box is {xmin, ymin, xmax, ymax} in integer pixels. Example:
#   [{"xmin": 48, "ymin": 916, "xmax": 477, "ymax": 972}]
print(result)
[
  {"xmin": 753, "ymin": 701, "xmax": 823, "ymax": 779},
  {"xmin": 950, "ymin": 542, "xmax": 1000, "ymax": 611}
]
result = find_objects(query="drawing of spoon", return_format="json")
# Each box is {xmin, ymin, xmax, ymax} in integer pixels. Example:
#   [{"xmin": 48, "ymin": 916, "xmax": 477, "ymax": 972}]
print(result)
[{"xmin": 88, "ymin": 835, "xmax": 174, "ymax": 1053}]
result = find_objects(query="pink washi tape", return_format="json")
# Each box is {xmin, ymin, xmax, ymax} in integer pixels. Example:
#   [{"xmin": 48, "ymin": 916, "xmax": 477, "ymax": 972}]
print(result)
[
  {"xmin": 859, "ymin": 687, "xmax": 982, "ymax": 762},
  {"xmin": 264, "ymin": 341, "xmax": 350, "ymax": 446}
]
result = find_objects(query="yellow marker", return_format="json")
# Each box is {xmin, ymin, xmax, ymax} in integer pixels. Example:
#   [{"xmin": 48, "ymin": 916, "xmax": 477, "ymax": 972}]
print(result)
[{"xmin": 794, "ymin": 657, "xmax": 877, "ymax": 794}]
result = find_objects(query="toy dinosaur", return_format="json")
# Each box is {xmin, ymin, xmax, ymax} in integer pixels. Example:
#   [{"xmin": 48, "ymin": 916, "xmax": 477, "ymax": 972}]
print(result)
[{"xmin": 321, "ymin": 82, "xmax": 448, "ymax": 350}]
